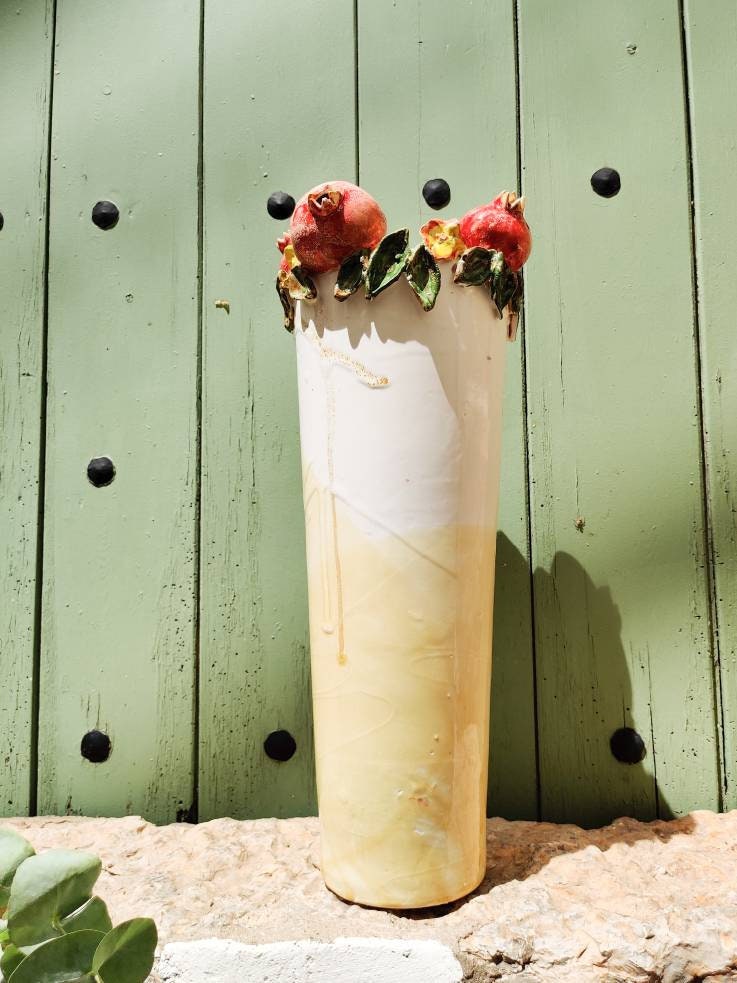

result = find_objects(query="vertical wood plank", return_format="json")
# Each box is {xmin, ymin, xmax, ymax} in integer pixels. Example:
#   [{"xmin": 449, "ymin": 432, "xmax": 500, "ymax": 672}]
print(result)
[
  {"xmin": 358, "ymin": 0, "xmax": 538, "ymax": 820},
  {"xmin": 518, "ymin": 0, "xmax": 720, "ymax": 825},
  {"xmin": 683, "ymin": 0, "xmax": 737, "ymax": 809},
  {"xmin": 38, "ymin": 0, "xmax": 200, "ymax": 822},
  {"xmin": 199, "ymin": 0, "xmax": 356, "ymax": 819},
  {"xmin": 0, "ymin": 0, "xmax": 54, "ymax": 816}
]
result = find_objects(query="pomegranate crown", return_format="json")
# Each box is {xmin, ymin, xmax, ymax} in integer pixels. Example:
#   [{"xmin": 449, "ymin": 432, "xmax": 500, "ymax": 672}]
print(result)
[
  {"xmin": 494, "ymin": 190, "xmax": 526, "ymax": 215},
  {"xmin": 307, "ymin": 187, "xmax": 343, "ymax": 219}
]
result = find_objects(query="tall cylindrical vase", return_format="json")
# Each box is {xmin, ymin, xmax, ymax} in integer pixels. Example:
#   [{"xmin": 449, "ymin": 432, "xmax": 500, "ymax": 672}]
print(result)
[{"xmin": 295, "ymin": 268, "xmax": 509, "ymax": 909}]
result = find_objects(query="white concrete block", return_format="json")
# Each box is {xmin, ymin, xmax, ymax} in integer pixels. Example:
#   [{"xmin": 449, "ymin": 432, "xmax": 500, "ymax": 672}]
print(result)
[{"xmin": 157, "ymin": 937, "xmax": 464, "ymax": 983}]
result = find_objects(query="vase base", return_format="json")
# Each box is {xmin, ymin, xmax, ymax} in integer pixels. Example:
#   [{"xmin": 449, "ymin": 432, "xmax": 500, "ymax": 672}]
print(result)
[{"xmin": 322, "ymin": 867, "xmax": 485, "ymax": 912}]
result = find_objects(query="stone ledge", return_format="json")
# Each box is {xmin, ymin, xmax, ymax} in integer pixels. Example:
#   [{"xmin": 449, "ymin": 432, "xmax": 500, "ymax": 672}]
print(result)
[
  {"xmin": 158, "ymin": 938, "xmax": 463, "ymax": 982},
  {"xmin": 2, "ymin": 811, "xmax": 737, "ymax": 981}
]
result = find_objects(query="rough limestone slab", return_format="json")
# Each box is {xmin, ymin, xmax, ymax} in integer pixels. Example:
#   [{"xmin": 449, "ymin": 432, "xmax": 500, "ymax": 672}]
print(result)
[
  {"xmin": 157, "ymin": 938, "xmax": 463, "ymax": 982},
  {"xmin": 2, "ymin": 811, "xmax": 737, "ymax": 981}
]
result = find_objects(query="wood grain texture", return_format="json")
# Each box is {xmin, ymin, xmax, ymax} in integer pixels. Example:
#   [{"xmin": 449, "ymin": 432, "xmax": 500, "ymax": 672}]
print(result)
[
  {"xmin": 0, "ymin": 0, "xmax": 54, "ymax": 816},
  {"xmin": 358, "ymin": 0, "xmax": 538, "ymax": 820},
  {"xmin": 518, "ymin": 0, "xmax": 720, "ymax": 825},
  {"xmin": 198, "ymin": 0, "xmax": 356, "ymax": 820},
  {"xmin": 683, "ymin": 0, "xmax": 737, "ymax": 809},
  {"xmin": 37, "ymin": 0, "xmax": 200, "ymax": 823}
]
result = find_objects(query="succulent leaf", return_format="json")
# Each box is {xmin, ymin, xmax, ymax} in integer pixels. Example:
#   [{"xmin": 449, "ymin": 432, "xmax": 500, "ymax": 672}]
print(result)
[
  {"xmin": 405, "ymin": 244, "xmax": 441, "ymax": 311},
  {"xmin": 7, "ymin": 849, "xmax": 101, "ymax": 947},
  {"xmin": 92, "ymin": 917, "xmax": 158, "ymax": 983},
  {"xmin": 60, "ymin": 895, "xmax": 113, "ymax": 936},
  {"xmin": 453, "ymin": 247, "xmax": 492, "ymax": 286},
  {"xmin": 335, "ymin": 249, "xmax": 369, "ymax": 301},
  {"xmin": 5, "ymin": 930, "xmax": 104, "ymax": 983},
  {"xmin": 365, "ymin": 229, "xmax": 411, "ymax": 298},
  {"xmin": 0, "ymin": 830, "xmax": 34, "ymax": 912}
]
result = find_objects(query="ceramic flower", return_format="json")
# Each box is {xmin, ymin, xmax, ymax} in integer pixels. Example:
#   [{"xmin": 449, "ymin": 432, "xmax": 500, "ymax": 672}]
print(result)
[{"xmin": 420, "ymin": 218, "xmax": 465, "ymax": 261}]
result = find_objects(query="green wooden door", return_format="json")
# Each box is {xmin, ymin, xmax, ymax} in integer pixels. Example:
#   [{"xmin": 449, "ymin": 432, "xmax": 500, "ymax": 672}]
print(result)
[
  {"xmin": 0, "ymin": 0, "xmax": 734, "ymax": 825},
  {"xmin": 37, "ymin": 0, "xmax": 201, "ymax": 823},
  {"xmin": 518, "ymin": 0, "xmax": 720, "ymax": 824},
  {"xmin": 0, "ymin": 0, "xmax": 54, "ymax": 816},
  {"xmin": 683, "ymin": 0, "xmax": 737, "ymax": 811}
]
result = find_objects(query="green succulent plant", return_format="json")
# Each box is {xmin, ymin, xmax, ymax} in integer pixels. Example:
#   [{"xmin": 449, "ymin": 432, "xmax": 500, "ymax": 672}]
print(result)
[{"xmin": 0, "ymin": 828, "xmax": 157, "ymax": 983}]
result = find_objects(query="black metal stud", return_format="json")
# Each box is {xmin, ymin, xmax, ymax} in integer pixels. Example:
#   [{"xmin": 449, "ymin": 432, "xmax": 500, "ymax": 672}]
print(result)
[
  {"xmin": 267, "ymin": 192, "xmax": 296, "ymax": 220},
  {"xmin": 0, "ymin": 212, "xmax": 4, "ymax": 231},
  {"xmin": 422, "ymin": 178, "xmax": 451, "ymax": 210},
  {"xmin": 91, "ymin": 200, "xmax": 120, "ymax": 230},
  {"xmin": 591, "ymin": 167, "xmax": 621, "ymax": 198},
  {"xmin": 87, "ymin": 456, "xmax": 116, "ymax": 488},
  {"xmin": 610, "ymin": 727, "xmax": 646, "ymax": 764},
  {"xmin": 81, "ymin": 730, "xmax": 111, "ymax": 763},
  {"xmin": 264, "ymin": 729, "xmax": 297, "ymax": 762}
]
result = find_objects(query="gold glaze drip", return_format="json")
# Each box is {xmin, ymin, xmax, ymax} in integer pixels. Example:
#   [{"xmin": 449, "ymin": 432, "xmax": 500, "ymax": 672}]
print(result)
[
  {"xmin": 325, "ymin": 376, "xmax": 347, "ymax": 666},
  {"xmin": 303, "ymin": 323, "xmax": 389, "ymax": 389}
]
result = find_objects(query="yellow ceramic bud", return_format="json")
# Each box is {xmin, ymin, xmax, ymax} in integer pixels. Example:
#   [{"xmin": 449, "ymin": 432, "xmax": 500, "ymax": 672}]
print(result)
[{"xmin": 282, "ymin": 243, "xmax": 299, "ymax": 270}]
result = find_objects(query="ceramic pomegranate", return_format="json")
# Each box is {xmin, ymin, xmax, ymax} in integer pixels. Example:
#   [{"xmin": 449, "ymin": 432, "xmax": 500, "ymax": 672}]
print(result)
[
  {"xmin": 289, "ymin": 181, "xmax": 387, "ymax": 274},
  {"xmin": 459, "ymin": 191, "xmax": 531, "ymax": 272}
]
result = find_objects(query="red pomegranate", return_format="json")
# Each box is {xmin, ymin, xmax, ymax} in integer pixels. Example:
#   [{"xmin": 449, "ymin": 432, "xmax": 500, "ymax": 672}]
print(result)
[
  {"xmin": 459, "ymin": 192, "xmax": 531, "ymax": 272},
  {"xmin": 289, "ymin": 181, "xmax": 387, "ymax": 274}
]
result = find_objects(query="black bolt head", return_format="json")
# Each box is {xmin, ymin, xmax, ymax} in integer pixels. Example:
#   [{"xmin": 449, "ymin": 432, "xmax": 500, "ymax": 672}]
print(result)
[
  {"xmin": 91, "ymin": 200, "xmax": 120, "ymax": 230},
  {"xmin": 87, "ymin": 456, "xmax": 116, "ymax": 488},
  {"xmin": 0, "ymin": 212, "xmax": 4, "ymax": 231},
  {"xmin": 267, "ymin": 192, "xmax": 296, "ymax": 220},
  {"xmin": 422, "ymin": 178, "xmax": 451, "ymax": 210},
  {"xmin": 264, "ymin": 729, "xmax": 297, "ymax": 762},
  {"xmin": 610, "ymin": 727, "xmax": 646, "ymax": 764},
  {"xmin": 591, "ymin": 167, "xmax": 621, "ymax": 198},
  {"xmin": 81, "ymin": 730, "xmax": 111, "ymax": 763}
]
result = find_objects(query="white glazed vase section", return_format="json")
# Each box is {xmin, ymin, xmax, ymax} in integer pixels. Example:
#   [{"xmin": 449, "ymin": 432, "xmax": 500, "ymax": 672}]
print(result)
[{"xmin": 295, "ymin": 269, "xmax": 508, "ymax": 909}]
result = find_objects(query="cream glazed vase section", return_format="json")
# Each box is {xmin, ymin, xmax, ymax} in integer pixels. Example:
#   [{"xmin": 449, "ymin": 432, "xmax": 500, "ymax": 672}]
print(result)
[{"xmin": 295, "ymin": 269, "xmax": 509, "ymax": 908}]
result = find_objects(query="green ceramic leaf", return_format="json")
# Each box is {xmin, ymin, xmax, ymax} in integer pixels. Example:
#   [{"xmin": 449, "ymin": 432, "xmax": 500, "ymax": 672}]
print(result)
[
  {"xmin": 0, "ymin": 831, "xmax": 34, "ymax": 911},
  {"xmin": 288, "ymin": 265, "xmax": 318, "ymax": 302},
  {"xmin": 275, "ymin": 274, "xmax": 294, "ymax": 333},
  {"xmin": 404, "ymin": 244, "xmax": 441, "ymax": 312},
  {"xmin": 365, "ymin": 229, "xmax": 410, "ymax": 298},
  {"xmin": 334, "ymin": 249, "xmax": 369, "ymax": 301},
  {"xmin": 7, "ymin": 851, "xmax": 101, "ymax": 947},
  {"xmin": 6, "ymin": 930, "xmax": 103, "ymax": 983},
  {"xmin": 453, "ymin": 246, "xmax": 492, "ymax": 286},
  {"xmin": 60, "ymin": 897, "xmax": 112, "ymax": 937},
  {"xmin": 488, "ymin": 251, "xmax": 518, "ymax": 316},
  {"xmin": 489, "ymin": 248, "xmax": 506, "ymax": 281},
  {"xmin": 92, "ymin": 918, "xmax": 158, "ymax": 983},
  {"xmin": 497, "ymin": 275, "xmax": 518, "ymax": 316},
  {"xmin": 509, "ymin": 270, "xmax": 523, "ymax": 313}
]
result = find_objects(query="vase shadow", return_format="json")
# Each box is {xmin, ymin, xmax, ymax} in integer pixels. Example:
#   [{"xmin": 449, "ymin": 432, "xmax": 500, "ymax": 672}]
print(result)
[{"xmin": 491, "ymin": 534, "xmax": 682, "ymax": 828}]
